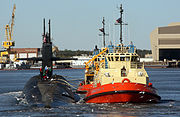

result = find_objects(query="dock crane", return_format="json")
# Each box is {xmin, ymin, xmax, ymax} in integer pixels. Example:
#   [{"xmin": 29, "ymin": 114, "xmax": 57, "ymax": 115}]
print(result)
[{"xmin": 0, "ymin": 4, "xmax": 16, "ymax": 63}]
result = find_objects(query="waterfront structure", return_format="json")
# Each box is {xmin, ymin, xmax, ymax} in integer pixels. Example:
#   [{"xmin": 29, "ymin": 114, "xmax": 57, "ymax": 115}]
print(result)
[
  {"xmin": 10, "ymin": 48, "xmax": 40, "ymax": 62},
  {"xmin": 150, "ymin": 22, "xmax": 180, "ymax": 61},
  {"xmin": 54, "ymin": 55, "xmax": 92, "ymax": 68},
  {"xmin": 71, "ymin": 55, "xmax": 92, "ymax": 68}
]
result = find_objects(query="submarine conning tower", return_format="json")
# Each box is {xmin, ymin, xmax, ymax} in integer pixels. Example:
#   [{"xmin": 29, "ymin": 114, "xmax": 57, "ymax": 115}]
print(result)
[{"xmin": 41, "ymin": 18, "xmax": 53, "ymax": 77}]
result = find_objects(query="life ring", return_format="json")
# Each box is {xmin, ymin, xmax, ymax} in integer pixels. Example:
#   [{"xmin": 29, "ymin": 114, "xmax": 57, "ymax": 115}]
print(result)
[
  {"xmin": 79, "ymin": 83, "xmax": 83, "ymax": 86},
  {"xmin": 79, "ymin": 81, "xmax": 85, "ymax": 86},
  {"xmin": 122, "ymin": 78, "xmax": 130, "ymax": 83},
  {"xmin": 148, "ymin": 82, "xmax": 152, "ymax": 87}
]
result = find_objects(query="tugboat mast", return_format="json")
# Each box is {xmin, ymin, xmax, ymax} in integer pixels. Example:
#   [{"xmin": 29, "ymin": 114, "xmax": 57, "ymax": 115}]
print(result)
[
  {"xmin": 99, "ymin": 17, "xmax": 108, "ymax": 47},
  {"xmin": 115, "ymin": 4, "xmax": 127, "ymax": 44},
  {"xmin": 102, "ymin": 17, "xmax": 105, "ymax": 47},
  {"xmin": 119, "ymin": 4, "xmax": 123, "ymax": 44}
]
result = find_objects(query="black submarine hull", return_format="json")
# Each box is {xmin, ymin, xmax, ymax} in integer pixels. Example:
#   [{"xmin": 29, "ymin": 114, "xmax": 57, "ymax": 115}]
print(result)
[
  {"xmin": 22, "ymin": 74, "xmax": 79, "ymax": 107},
  {"xmin": 20, "ymin": 19, "xmax": 80, "ymax": 107}
]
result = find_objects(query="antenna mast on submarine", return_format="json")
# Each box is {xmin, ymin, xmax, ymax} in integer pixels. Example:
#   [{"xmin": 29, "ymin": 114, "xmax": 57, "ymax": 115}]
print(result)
[
  {"xmin": 48, "ymin": 19, "xmax": 51, "ymax": 42},
  {"xmin": 43, "ymin": 18, "xmax": 45, "ymax": 37},
  {"xmin": 43, "ymin": 19, "xmax": 51, "ymax": 43}
]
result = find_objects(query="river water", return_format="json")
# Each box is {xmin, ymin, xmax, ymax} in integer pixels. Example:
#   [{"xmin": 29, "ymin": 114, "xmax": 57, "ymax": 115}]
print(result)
[{"xmin": 0, "ymin": 68, "xmax": 180, "ymax": 117}]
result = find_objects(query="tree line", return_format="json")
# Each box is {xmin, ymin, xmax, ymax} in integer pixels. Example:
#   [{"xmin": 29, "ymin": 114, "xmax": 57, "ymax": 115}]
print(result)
[
  {"xmin": 56, "ymin": 49, "xmax": 92, "ymax": 58},
  {"xmin": 56, "ymin": 49, "xmax": 152, "ymax": 58},
  {"xmin": 136, "ymin": 49, "xmax": 152, "ymax": 58}
]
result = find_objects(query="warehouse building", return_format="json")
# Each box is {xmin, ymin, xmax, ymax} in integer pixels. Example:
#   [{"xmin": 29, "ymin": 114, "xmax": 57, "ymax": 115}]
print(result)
[
  {"xmin": 150, "ymin": 22, "xmax": 180, "ymax": 61},
  {"xmin": 10, "ymin": 48, "xmax": 41, "ymax": 61}
]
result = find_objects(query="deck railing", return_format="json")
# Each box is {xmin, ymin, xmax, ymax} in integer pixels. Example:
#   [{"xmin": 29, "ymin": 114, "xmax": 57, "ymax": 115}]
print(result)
[{"xmin": 131, "ymin": 62, "xmax": 143, "ymax": 69}]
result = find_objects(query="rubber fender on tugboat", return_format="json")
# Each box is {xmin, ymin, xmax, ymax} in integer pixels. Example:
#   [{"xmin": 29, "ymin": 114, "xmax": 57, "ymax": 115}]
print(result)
[{"xmin": 122, "ymin": 78, "xmax": 130, "ymax": 83}]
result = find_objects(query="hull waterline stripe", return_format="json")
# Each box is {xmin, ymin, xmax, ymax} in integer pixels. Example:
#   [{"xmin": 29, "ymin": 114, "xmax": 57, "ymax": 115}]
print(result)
[{"xmin": 84, "ymin": 90, "xmax": 161, "ymax": 101}]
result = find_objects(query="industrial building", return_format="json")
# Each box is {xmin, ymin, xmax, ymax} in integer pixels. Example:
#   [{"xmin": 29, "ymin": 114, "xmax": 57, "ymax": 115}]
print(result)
[
  {"xmin": 150, "ymin": 22, "xmax": 180, "ymax": 61},
  {"xmin": 10, "ymin": 48, "xmax": 40, "ymax": 61}
]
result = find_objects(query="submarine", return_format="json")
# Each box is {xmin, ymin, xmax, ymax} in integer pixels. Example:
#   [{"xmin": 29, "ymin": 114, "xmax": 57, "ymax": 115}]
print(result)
[{"xmin": 20, "ymin": 19, "xmax": 79, "ymax": 107}]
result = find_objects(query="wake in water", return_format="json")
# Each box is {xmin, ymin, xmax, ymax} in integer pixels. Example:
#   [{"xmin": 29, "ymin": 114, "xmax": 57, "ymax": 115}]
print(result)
[
  {"xmin": 0, "ymin": 90, "xmax": 84, "ymax": 109},
  {"xmin": 0, "ymin": 90, "xmax": 179, "ymax": 117},
  {"xmin": 0, "ymin": 91, "xmax": 24, "ymax": 105}
]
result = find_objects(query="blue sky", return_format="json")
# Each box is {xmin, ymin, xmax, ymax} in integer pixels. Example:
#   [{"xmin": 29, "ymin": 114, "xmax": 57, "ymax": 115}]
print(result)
[{"xmin": 1, "ymin": 0, "xmax": 180, "ymax": 50}]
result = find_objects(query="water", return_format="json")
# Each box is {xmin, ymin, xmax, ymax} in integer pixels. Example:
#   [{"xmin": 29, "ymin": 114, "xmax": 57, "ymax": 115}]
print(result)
[{"xmin": 0, "ymin": 68, "xmax": 180, "ymax": 116}]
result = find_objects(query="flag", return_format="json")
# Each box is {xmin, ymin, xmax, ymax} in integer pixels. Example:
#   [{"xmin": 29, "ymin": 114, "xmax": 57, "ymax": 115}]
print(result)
[
  {"xmin": 116, "ymin": 18, "xmax": 122, "ymax": 23},
  {"xmin": 43, "ymin": 36, "xmax": 46, "ymax": 43},
  {"xmin": 99, "ymin": 28, "xmax": 104, "ymax": 33}
]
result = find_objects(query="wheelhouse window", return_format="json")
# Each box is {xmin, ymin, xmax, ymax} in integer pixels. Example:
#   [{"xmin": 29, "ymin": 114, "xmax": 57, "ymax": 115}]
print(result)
[
  {"xmin": 126, "ymin": 57, "xmax": 130, "ymax": 61},
  {"xmin": 131, "ymin": 56, "xmax": 137, "ymax": 62},
  {"xmin": 111, "ymin": 57, "xmax": 114, "ymax": 61},
  {"xmin": 108, "ymin": 57, "xmax": 111, "ymax": 61},
  {"xmin": 120, "ymin": 57, "xmax": 125, "ymax": 61},
  {"xmin": 115, "ymin": 56, "xmax": 119, "ymax": 61}
]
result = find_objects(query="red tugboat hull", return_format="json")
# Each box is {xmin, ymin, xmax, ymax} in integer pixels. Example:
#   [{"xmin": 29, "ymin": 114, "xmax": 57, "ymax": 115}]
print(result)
[
  {"xmin": 84, "ymin": 83, "xmax": 161, "ymax": 103},
  {"xmin": 76, "ymin": 83, "xmax": 93, "ymax": 94}
]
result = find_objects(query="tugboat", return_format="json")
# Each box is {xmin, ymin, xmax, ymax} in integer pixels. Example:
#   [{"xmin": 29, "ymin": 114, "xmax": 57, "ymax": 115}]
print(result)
[{"xmin": 77, "ymin": 5, "xmax": 161, "ymax": 103}]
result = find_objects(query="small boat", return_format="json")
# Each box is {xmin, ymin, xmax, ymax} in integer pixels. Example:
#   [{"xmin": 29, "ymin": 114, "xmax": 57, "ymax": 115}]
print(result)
[{"xmin": 77, "ymin": 4, "xmax": 161, "ymax": 103}]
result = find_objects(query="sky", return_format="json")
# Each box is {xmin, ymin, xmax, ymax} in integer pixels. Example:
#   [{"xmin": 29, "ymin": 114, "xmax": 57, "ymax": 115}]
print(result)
[{"xmin": 0, "ymin": 0, "xmax": 180, "ymax": 51}]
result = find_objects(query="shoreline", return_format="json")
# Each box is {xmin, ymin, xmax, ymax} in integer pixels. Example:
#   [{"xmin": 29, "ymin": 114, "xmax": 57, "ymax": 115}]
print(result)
[{"xmin": 0, "ymin": 67, "xmax": 85, "ymax": 71}]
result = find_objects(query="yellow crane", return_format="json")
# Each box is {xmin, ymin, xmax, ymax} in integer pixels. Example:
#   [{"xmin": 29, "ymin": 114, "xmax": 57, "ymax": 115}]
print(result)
[
  {"xmin": 3, "ymin": 4, "xmax": 16, "ymax": 49},
  {"xmin": 0, "ymin": 4, "xmax": 16, "ymax": 63},
  {"xmin": 85, "ymin": 48, "xmax": 107, "ymax": 75}
]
